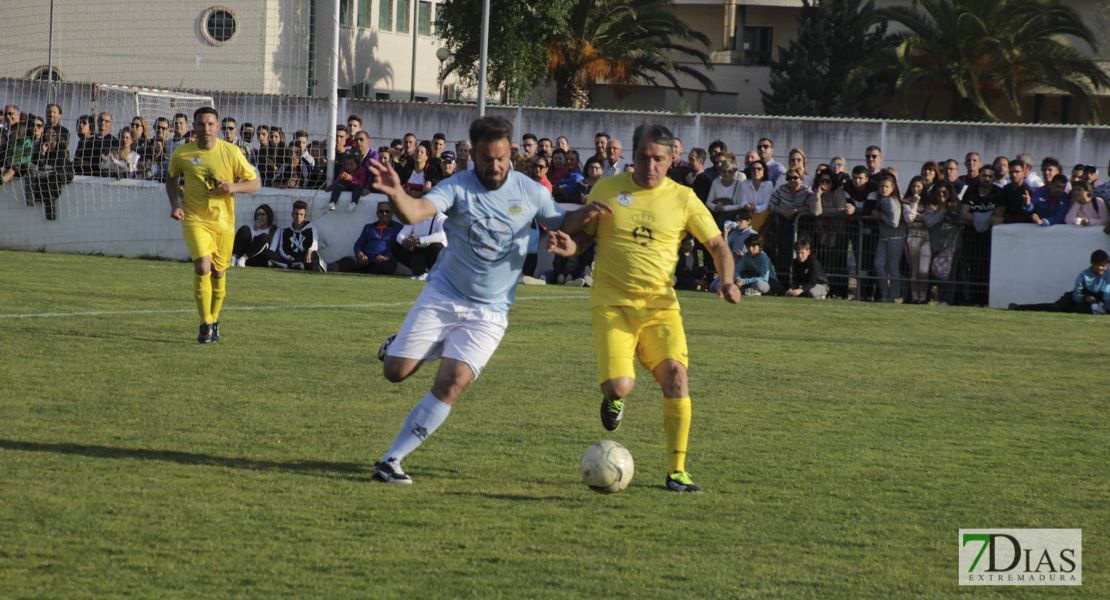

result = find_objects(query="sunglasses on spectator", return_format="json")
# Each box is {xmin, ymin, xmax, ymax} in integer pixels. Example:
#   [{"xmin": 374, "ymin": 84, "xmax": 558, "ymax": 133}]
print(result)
[
  {"xmin": 536, "ymin": 163, "xmax": 548, "ymax": 169},
  {"xmin": 156, "ymin": 125, "xmax": 169, "ymax": 130},
  {"xmin": 131, "ymin": 122, "xmax": 142, "ymax": 127},
  {"xmin": 4, "ymin": 112, "xmax": 16, "ymax": 117},
  {"xmin": 34, "ymin": 123, "xmax": 43, "ymax": 128},
  {"xmin": 867, "ymin": 154, "xmax": 880, "ymax": 158},
  {"xmin": 722, "ymin": 169, "xmax": 737, "ymax": 175},
  {"xmin": 757, "ymin": 144, "xmax": 771, "ymax": 149},
  {"xmin": 819, "ymin": 178, "xmax": 832, "ymax": 184},
  {"xmin": 751, "ymin": 166, "xmax": 764, "ymax": 171}
]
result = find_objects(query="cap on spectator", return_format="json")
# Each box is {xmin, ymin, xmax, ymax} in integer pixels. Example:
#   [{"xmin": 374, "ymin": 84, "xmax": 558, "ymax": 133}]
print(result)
[{"xmin": 441, "ymin": 151, "xmax": 456, "ymax": 163}]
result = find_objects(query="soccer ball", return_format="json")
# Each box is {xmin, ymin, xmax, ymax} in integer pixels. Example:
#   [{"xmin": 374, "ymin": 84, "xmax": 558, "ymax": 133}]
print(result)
[{"xmin": 580, "ymin": 440, "xmax": 634, "ymax": 493}]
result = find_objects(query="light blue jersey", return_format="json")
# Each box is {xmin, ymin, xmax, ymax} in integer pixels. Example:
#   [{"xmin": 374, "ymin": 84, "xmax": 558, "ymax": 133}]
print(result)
[{"xmin": 424, "ymin": 170, "xmax": 565, "ymax": 312}]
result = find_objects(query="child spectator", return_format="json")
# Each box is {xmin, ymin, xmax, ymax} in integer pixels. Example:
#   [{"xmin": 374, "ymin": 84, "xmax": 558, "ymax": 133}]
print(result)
[
  {"xmin": 1063, "ymin": 181, "xmax": 1107, "ymax": 227},
  {"xmin": 785, "ymin": 237, "xmax": 829, "ymax": 299},
  {"xmin": 674, "ymin": 236, "xmax": 707, "ymax": 291},
  {"xmin": 725, "ymin": 208, "xmax": 756, "ymax": 258},
  {"xmin": 1009, "ymin": 249, "xmax": 1109, "ymax": 314},
  {"xmin": 325, "ymin": 154, "xmax": 368, "ymax": 212},
  {"xmin": 872, "ymin": 174, "xmax": 905, "ymax": 302},
  {"xmin": 731, "ymin": 234, "xmax": 784, "ymax": 296}
]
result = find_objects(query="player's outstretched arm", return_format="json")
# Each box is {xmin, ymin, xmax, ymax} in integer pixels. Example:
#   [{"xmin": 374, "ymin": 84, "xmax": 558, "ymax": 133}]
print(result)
[
  {"xmin": 559, "ymin": 201, "xmax": 613, "ymax": 235},
  {"xmin": 366, "ymin": 157, "xmax": 437, "ymax": 224},
  {"xmin": 705, "ymin": 234, "xmax": 740, "ymax": 304},
  {"xmin": 547, "ymin": 230, "xmax": 595, "ymax": 257}
]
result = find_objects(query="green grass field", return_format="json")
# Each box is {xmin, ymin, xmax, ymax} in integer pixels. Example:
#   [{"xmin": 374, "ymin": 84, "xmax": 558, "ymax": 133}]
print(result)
[{"xmin": 1, "ymin": 250, "xmax": 1106, "ymax": 598}]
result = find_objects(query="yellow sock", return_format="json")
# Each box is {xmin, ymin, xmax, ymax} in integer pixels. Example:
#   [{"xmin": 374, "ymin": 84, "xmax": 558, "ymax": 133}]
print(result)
[
  {"xmin": 194, "ymin": 272, "xmax": 213, "ymax": 323},
  {"xmin": 662, "ymin": 396, "xmax": 691, "ymax": 473},
  {"xmin": 210, "ymin": 275, "xmax": 226, "ymax": 323}
]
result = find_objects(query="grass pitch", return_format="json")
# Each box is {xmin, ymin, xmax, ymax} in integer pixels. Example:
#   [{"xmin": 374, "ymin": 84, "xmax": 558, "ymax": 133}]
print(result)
[{"xmin": 0, "ymin": 251, "xmax": 1106, "ymax": 599}]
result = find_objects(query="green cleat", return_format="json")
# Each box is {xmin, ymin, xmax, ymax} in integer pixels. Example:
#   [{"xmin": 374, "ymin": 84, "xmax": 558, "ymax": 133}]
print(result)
[
  {"xmin": 600, "ymin": 398, "xmax": 624, "ymax": 431},
  {"xmin": 665, "ymin": 471, "xmax": 703, "ymax": 493}
]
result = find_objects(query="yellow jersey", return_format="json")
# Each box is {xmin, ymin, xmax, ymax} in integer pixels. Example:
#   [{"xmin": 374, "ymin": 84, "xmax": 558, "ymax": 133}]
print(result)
[
  {"xmin": 169, "ymin": 139, "xmax": 257, "ymax": 232},
  {"xmin": 585, "ymin": 173, "xmax": 720, "ymax": 309}
]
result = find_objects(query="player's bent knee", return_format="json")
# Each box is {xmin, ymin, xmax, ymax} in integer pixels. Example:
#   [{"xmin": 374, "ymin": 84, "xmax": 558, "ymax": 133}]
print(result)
[
  {"xmin": 601, "ymin": 377, "xmax": 635, "ymax": 400},
  {"xmin": 383, "ymin": 357, "xmax": 420, "ymax": 383},
  {"xmin": 654, "ymin": 360, "xmax": 689, "ymax": 398}
]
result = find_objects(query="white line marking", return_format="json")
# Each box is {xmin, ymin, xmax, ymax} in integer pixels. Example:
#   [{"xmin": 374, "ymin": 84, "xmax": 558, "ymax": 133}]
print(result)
[{"xmin": 0, "ymin": 295, "xmax": 588, "ymax": 320}]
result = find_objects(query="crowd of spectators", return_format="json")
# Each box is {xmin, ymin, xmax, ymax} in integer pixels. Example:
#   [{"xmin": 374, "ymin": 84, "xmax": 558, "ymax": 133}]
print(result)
[{"xmin": 4, "ymin": 102, "xmax": 1108, "ymax": 306}]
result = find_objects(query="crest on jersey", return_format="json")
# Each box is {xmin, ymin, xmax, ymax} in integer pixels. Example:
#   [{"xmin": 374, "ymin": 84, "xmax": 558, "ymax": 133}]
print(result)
[
  {"xmin": 507, "ymin": 198, "xmax": 523, "ymax": 216},
  {"xmin": 617, "ymin": 192, "xmax": 634, "ymax": 207},
  {"xmin": 190, "ymin": 156, "xmax": 202, "ymax": 166}
]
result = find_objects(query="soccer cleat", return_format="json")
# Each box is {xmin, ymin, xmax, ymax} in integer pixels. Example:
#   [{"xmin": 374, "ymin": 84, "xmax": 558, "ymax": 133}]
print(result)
[
  {"xmin": 377, "ymin": 334, "xmax": 397, "ymax": 362},
  {"xmin": 372, "ymin": 459, "xmax": 413, "ymax": 484},
  {"xmin": 210, "ymin": 322, "xmax": 220, "ymax": 342},
  {"xmin": 666, "ymin": 471, "xmax": 703, "ymax": 493},
  {"xmin": 600, "ymin": 398, "xmax": 624, "ymax": 431},
  {"xmin": 198, "ymin": 322, "xmax": 215, "ymax": 344}
]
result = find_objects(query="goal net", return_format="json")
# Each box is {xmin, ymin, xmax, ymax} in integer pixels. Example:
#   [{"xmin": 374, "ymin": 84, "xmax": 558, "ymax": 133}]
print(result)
[{"xmin": 93, "ymin": 85, "xmax": 216, "ymax": 131}]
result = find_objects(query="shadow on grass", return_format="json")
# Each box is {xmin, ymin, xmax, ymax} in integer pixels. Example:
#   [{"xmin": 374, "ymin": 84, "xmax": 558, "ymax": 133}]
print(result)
[{"xmin": 0, "ymin": 438, "xmax": 371, "ymax": 480}]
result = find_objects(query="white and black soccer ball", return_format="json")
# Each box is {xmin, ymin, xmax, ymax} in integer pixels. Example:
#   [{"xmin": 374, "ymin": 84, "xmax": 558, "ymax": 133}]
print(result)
[{"xmin": 580, "ymin": 440, "xmax": 634, "ymax": 493}]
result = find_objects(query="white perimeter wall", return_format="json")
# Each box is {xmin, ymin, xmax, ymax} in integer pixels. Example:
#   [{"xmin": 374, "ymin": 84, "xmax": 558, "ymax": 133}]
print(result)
[{"xmin": 2, "ymin": 176, "xmax": 1107, "ymax": 308}]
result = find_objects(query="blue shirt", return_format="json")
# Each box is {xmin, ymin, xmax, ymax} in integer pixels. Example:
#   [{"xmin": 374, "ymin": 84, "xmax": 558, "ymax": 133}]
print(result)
[{"xmin": 424, "ymin": 170, "xmax": 566, "ymax": 312}]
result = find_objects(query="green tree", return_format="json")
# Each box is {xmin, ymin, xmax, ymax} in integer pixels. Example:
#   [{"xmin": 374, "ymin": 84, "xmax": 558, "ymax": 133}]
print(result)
[
  {"xmin": 761, "ymin": 0, "xmax": 890, "ymax": 118},
  {"xmin": 858, "ymin": 0, "xmax": 1110, "ymax": 122},
  {"xmin": 437, "ymin": 0, "xmax": 714, "ymax": 108}
]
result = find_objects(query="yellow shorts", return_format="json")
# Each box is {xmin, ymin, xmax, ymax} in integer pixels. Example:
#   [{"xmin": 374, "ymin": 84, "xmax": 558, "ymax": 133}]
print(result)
[
  {"xmin": 591, "ymin": 305, "xmax": 688, "ymax": 384},
  {"xmin": 182, "ymin": 222, "xmax": 234, "ymax": 272}
]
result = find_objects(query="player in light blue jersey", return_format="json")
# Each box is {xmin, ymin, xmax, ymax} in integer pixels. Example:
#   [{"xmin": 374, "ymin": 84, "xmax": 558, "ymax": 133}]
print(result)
[{"xmin": 365, "ymin": 116, "xmax": 610, "ymax": 484}]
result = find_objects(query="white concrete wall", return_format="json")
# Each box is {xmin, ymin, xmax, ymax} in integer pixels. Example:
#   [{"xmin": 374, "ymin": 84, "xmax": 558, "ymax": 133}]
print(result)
[{"xmin": 990, "ymin": 224, "xmax": 1110, "ymax": 309}]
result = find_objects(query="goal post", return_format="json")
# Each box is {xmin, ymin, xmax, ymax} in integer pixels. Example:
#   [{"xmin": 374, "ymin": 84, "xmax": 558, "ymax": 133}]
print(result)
[{"xmin": 92, "ymin": 84, "xmax": 215, "ymax": 126}]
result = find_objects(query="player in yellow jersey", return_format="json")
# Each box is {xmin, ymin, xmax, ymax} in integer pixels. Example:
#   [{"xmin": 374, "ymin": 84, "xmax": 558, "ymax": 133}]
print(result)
[
  {"xmin": 549, "ymin": 123, "xmax": 740, "ymax": 492},
  {"xmin": 166, "ymin": 107, "xmax": 260, "ymax": 343}
]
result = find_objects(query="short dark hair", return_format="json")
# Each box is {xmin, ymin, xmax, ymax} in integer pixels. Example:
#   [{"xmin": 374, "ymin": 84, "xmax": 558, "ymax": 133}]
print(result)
[
  {"xmin": 631, "ymin": 123, "xmax": 675, "ymax": 157},
  {"xmin": 336, "ymin": 124, "xmax": 348, "ymax": 133},
  {"xmin": 174, "ymin": 112, "xmax": 188, "ymax": 122},
  {"xmin": 403, "ymin": 132, "xmax": 416, "ymax": 139},
  {"xmin": 469, "ymin": 116, "xmax": 513, "ymax": 147},
  {"xmin": 708, "ymin": 140, "xmax": 727, "ymax": 153},
  {"xmin": 1009, "ymin": 159, "xmax": 1026, "ymax": 170},
  {"xmin": 347, "ymin": 115, "xmax": 363, "ymax": 126},
  {"xmin": 221, "ymin": 117, "xmax": 236, "ymax": 126},
  {"xmin": 292, "ymin": 200, "xmax": 308, "ymax": 211},
  {"xmin": 745, "ymin": 233, "xmax": 763, "ymax": 247},
  {"xmin": 1051, "ymin": 173, "xmax": 1069, "ymax": 185},
  {"xmin": 522, "ymin": 133, "xmax": 537, "ymax": 143},
  {"xmin": 851, "ymin": 165, "xmax": 869, "ymax": 176},
  {"xmin": 866, "ymin": 145, "xmax": 882, "ymax": 155},
  {"xmin": 538, "ymin": 137, "xmax": 551, "ymax": 146},
  {"xmin": 794, "ymin": 236, "xmax": 812, "ymax": 252},
  {"xmin": 46, "ymin": 103, "xmax": 61, "ymax": 115},
  {"xmin": 689, "ymin": 148, "xmax": 707, "ymax": 163},
  {"xmin": 736, "ymin": 207, "xmax": 752, "ymax": 221},
  {"xmin": 1042, "ymin": 157, "xmax": 1062, "ymax": 170},
  {"xmin": 433, "ymin": 132, "xmax": 446, "ymax": 142},
  {"xmin": 551, "ymin": 148, "xmax": 566, "ymax": 158},
  {"xmin": 594, "ymin": 131, "xmax": 609, "ymax": 141},
  {"xmin": 193, "ymin": 107, "xmax": 218, "ymax": 121},
  {"xmin": 1091, "ymin": 249, "xmax": 1109, "ymax": 266},
  {"xmin": 979, "ymin": 164, "xmax": 996, "ymax": 178},
  {"xmin": 582, "ymin": 156, "xmax": 604, "ymax": 173}
]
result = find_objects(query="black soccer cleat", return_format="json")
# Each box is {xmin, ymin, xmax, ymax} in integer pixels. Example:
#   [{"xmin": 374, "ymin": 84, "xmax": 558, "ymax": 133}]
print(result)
[
  {"xmin": 210, "ymin": 322, "xmax": 220, "ymax": 342},
  {"xmin": 372, "ymin": 459, "xmax": 412, "ymax": 484},
  {"xmin": 665, "ymin": 471, "xmax": 703, "ymax": 493},
  {"xmin": 377, "ymin": 334, "xmax": 397, "ymax": 362},
  {"xmin": 198, "ymin": 322, "xmax": 215, "ymax": 344},
  {"xmin": 600, "ymin": 398, "xmax": 624, "ymax": 431}
]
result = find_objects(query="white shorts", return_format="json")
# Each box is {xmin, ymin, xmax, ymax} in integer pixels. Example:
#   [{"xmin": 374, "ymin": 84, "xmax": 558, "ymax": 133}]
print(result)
[{"xmin": 388, "ymin": 285, "xmax": 508, "ymax": 378}]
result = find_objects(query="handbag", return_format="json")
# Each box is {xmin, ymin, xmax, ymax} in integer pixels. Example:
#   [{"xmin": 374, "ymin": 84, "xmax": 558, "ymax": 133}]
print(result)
[{"xmin": 930, "ymin": 246, "xmax": 954, "ymax": 280}]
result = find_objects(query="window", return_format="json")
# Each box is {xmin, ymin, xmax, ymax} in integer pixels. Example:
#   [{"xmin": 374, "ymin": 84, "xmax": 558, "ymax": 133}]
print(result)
[
  {"xmin": 417, "ymin": 2, "xmax": 432, "ymax": 36},
  {"xmin": 358, "ymin": 0, "xmax": 373, "ymax": 28},
  {"xmin": 742, "ymin": 26, "xmax": 772, "ymax": 66},
  {"xmin": 339, "ymin": 0, "xmax": 353, "ymax": 27},
  {"xmin": 379, "ymin": 0, "xmax": 393, "ymax": 32},
  {"xmin": 396, "ymin": 0, "xmax": 410, "ymax": 34},
  {"xmin": 434, "ymin": 3, "xmax": 444, "ymax": 38},
  {"xmin": 200, "ymin": 6, "xmax": 239, "ymax": 45}
]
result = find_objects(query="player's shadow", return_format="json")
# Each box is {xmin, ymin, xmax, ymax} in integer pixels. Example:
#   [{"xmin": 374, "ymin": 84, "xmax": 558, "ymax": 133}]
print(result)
[{"xmin": 0, "ymin": 438, "xmax": 371, "ymax": 481}]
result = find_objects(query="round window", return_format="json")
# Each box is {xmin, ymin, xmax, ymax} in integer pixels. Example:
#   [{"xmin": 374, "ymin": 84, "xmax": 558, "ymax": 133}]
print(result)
[{"xmin": 201, "ymin": 7, "xmax": 238, "ymax": 45}]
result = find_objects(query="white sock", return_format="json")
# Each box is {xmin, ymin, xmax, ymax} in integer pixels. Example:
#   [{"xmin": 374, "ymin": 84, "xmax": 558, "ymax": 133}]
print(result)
[{"xmin": 382, "ymin": 393, "xmax": 452, "ymax": 465}]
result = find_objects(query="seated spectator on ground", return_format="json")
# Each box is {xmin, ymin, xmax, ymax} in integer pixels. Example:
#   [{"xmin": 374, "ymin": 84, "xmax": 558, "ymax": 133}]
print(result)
[
  {"xmin": 101, "ymin": 128, "xmax": 139, "ymax": 178},
  {"xmin": 674, "ymin": 236, "xmax": 708, "ymax": 291},
  {"xmin": 1063, "ymin": 181, "xmax": 1107, "ymax": 227},
  {"xmin": 329, "ymin": 201, "xmax": 405, "ymax": 275},
  {"xmin": 262, "ymin": 200, "xmax": 326, "ymax": 272},
  {"xmin": 785, "ymin": 237, "xmax": 829, "ymax": 299},
  {"xmin": 231, "ymin": 204, "xmax": 278, "ymax": 267},
  {"xmin": 393, "ymin": 212, "xmax": 447, "ymax": 280},
  {"xmin": 570, "ymin": 156, "xmax": 603, "ymax": 204},
  {"xmin": 27, "ymin": 127, "xmax": 73, "ymax": 220},
  {"xmin": 325, "ymin": 154, "xmax": 369, "ymax": 212},
  {"xmin": 272, "ymin": 146, "xmax": 310, "ymax": 189},
  {"xmin": 1009, "ymin": 249, "xmax": 1110, "ymax": 314},
  {"xmin": 1024, "ymin": 174, "xmax": 1071, "ymax": 226},
  {"xmin": 731, "ymin": 233, "xmax": 784, "ymax": 296}
]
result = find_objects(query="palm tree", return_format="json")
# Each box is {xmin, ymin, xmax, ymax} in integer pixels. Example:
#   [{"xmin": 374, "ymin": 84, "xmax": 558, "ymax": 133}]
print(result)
[
  {"xmin": 546, "ymin": 0, "xmax": 715, "ymax": 108},
  {"xmin": 859, "ymin": 0, "xmax": 1110, "ymax": 122}
]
